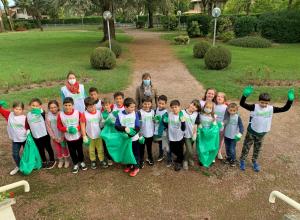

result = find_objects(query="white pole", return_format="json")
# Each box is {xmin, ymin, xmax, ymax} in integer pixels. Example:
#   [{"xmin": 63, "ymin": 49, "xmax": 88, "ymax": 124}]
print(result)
[
  {"xmin": 269, "ymin": 191, "xmax": 300, "ymax": 211},
  {"xmin": 107, "ymin": 19, "xmax": 112, "ymax": 51},
  {"xmin": 0, "ymin": 180, "xmax": 30, "ymax": 193},
  {"xmin": 213, "ymin": 18, "xmax": 217, "ymax": 46}
]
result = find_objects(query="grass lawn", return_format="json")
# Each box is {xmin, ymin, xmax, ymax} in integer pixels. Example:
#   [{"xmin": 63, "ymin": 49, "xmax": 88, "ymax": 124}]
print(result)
[
  {"xmin": 0, "ymin": 26, "xmax": 133, "ymax": 105},
  {"xmin": 162, "ymin": 33, "xmax": 300, "ymax": 102}
]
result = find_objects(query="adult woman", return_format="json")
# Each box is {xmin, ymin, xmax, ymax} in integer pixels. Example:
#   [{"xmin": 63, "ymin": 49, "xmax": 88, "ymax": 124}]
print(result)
[
  {"xmin": 60, "ymin": 71, "xmax": 86, "ymax": 113},
  {"xmin": 136, "ymin": 73, "xmax": 158, "ymax": 109}
]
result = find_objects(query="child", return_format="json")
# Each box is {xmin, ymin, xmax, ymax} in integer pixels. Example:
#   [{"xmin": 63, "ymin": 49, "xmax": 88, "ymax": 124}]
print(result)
[
  {"xmin": 239, "ymin": 86, "xmax": 294, "ymax": 172},
  {"xmin": 200, "ymin": 101, "xmax": 217, "ymax": 128},
  {"xmin": 223, "ymin": 103, "xmax": 244, "ymax": 167},
  {"xmin": 89, "ymin": 87, "xmax": 102, "ymax": 111},
  {"xmin": 113, "ymin": 91, "xmax": 125, "ymax": 112},
  {"xmin": 182, "ymin": 100, "xmax": 201, "ymax": 170},
  {"xmin": 139, "ymin": 97, "xmax": 155, "ymax": 167},
  {"xmin": 200, "ymin": 88, "xmax": 217, "ymax": 108},
  {"xmin": 0, "ymin": 101, "xmax": 27, "ymax": 175},
  {"xmin": 81, "ymin": 97, "xmax": 107, "ymax": 169},
  {"xmin": 115, "ymin": 98, "xmax": 141, "ymax": 177},
  {"xmin": 153, "ymin": 95, "xmax": 171, "ymax": 165},
  {"xmin": 215, "ymin": 92, "xmax": 227, "ymax": 160},
  {"xmin": 162, "ymin": 100, "xmax": 186, "ymax": 171},
  {"xmin": 46, "ymin": 100, "xmax": 70, "ymax": 169},
  {"xmin": 26, "ymin": 98, "xmax": 56, "ymax": 169},
  {"xmin": 57, "ymin": 97, "xmax": 87, "ymax": 174}
]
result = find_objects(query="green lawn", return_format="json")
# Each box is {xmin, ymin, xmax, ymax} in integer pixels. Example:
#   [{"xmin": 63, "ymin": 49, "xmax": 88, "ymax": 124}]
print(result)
[
  {"xmin": 0, "ymin": 26, "xmax": 133, "ymax": 105},
  {"xmin": 162, "ymin": 33, "xmax": 300, "ymax": 101}
]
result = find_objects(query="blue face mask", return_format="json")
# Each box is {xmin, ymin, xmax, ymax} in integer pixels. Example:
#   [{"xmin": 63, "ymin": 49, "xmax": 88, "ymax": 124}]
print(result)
[{"xmin": 143, "ymin": 79, "xmax": 151, "ymax": 86}]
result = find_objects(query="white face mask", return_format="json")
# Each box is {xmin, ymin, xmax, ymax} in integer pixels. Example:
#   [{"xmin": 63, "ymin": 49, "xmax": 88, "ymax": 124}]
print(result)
[
  {"xmin": 68, "ymin": 79, "xmax": 76, "ymax": 85},
  {"xmin": 204, "ymin": 108, "xmax": 212, "ymax": 114}
]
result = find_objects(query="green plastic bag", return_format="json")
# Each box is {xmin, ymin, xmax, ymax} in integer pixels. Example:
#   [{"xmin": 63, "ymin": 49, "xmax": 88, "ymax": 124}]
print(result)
[
  {"xmin": 196, "ymin": 123, "xmax": 221, "ymax": 168},
  {"xmin": 20, "ymin": 133, "xmax": 42, "ymax": 175},
  {"xmin": 100, "ymin": 124, "xmax": 137, "ymax": 165}
]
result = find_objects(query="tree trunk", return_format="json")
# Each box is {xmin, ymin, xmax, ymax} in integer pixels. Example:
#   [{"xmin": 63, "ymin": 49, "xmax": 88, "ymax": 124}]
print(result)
[
  {"xmin": 1, "ymin": 1, "xmax": 14, "ymax": 31},
  {"xmin": 288, "ymin": 0, "xmax": 293, "ymax": 9},
  {"xmin": 147, "ymin": 0, "xmax": 154, "ymax": 29},
  {"xmin": 102, "ymin": 0, "xmax": 116, "ymax": 41},
  {"xmin": 0, "ymin": 16, "xmax": 5, "ymax": 32}
]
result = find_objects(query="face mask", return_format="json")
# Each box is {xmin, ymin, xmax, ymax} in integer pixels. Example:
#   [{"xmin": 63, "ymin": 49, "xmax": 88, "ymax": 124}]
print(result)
[
  {"xmin": 143, "ymin": 80, "xmax": 151, "ymax": 86},
  {"xmin": 68, "ymin": 79, "xmax": 76, "ymax": 85},
  {"xmin": 204, "ymin": 108, "xmax": 212, "ymax": 114}
]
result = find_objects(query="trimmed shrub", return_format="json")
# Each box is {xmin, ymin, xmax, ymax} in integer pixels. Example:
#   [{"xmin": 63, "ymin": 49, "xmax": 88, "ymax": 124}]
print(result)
[
  {"xmin": 136, "ymin": 20, "xmax": 145, "ymax": 29},
  {"xmin": 204, "ymin": 46, "xmax": 231, "ymax": 70},
  {"xmin": 193, "ymin": 41, "xmax": 211, "ymax": 58},
  {"xmin": 211, "ymin": 17, "xmax": 233, "ymax": 34},
  {"xmin": 102, "ymin": 40, "xmax": 122, "ymax": 58},
  {"xmin": 162, "ymin": 15, "xmax": 178, "ymax": 31},
  {"xmin": 187, "ymin": 21, "xmax": 201, "ymax": 38},
  {"xmin": 90, "ymin": 47, "xmax": 116, "ymax": 70},
  {"xmin": 174, "ymin": 35, "xmax": 190, "ymax": 45},
  {"xmin": 228, "ymin": 36, "xmax": 272, "ymax": 48},
  {"xmin": 219, "ymin": 31, "xmax": 235, "ymax": 42},
  {"xmin": 234, "ymin": 16, "xmax": 257, "ymax": 37},
  {"xmin": 187, "ymin": 14, "xmax": 211, "ymax": 37}
]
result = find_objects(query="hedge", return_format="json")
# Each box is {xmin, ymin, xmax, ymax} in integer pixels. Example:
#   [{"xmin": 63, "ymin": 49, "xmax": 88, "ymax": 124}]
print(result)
[
  {"xmin": 41, "ymin": 16, "xmax": 103, "ymax": 25},
  {"xmin": 233, "ymin": 16, "xmax": 257, "ymax": 37}
]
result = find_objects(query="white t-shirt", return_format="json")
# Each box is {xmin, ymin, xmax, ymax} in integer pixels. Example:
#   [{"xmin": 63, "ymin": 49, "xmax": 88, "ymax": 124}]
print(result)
[
  {"xmin": 47, "ymin": 111, "xmax": 63, "ymax": 139},
  {"xmin": 59, "ymin": 110, "xmax": 81, "ymax": 141},
  {"xmin": 224, "ymin": 114, "xmax": 240, "ymax": 139},
  {"xmin": 118, "ymin": 111, "xmax": 139, "ymax": 141},
  {"xmin": 113, "ymin": 104, "xmax": 125, "ymax": 112},
  {"xmin": 27, "ymin": 111, "xmax": 48, "ymax": 139},
  {"xmin": 200, "ymin": 113, "xmax": 215, "ymax": 128},
  {"xmin": 182, "ymin": 109, "xmax": 198, "ymax": 138},
  {"xmin": 140, "ymin": 109, "xmax": 154, "ymax": 138},
  {"xmin": 61, "ymin": 84, "xmax": 85, "ymax": 113},
  {"xmin": 154, "ymin": 108, "xmax": 168, "ymax": 136},
  {"xmin": 250, "ymin": 104, "xmax": 273, "ymax": 133},
  {"xmin": 84, "ymin": 110, "xmax": 101, "ymax": 139},
  {"xmin": 168, "ymin": 111, "xmax": 184, "ymax": 142},
  {"xmin": 95, "ymin": 100, "xmax": 102, "ymax": 111},
  {"xmin": 215, "ymin": 104, "xmax": 227, "ymax": 123},
  {"xmin": 7, "ymin": 113, "xmax": 27, "ymax": 142}
]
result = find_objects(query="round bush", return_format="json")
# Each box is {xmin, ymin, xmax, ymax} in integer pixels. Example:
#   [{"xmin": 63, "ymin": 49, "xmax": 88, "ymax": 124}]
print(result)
[
  {"xmin": 90, "ymin": 47, "xmax": 116, "ymax": 70},
  {"xmin": 193, "ymin": 41, "xmax": 211, "ymax": 58},
  {"xmin": 228, "ymin": 36, "xmax": 272, "ymax": 48},
  {"xmin": 204, "ymin": 46, "xmax": 231, "ymax": 70},
  {"xmin": 102, "ymin": 40, "xmax": 122, "ymax": 58}
]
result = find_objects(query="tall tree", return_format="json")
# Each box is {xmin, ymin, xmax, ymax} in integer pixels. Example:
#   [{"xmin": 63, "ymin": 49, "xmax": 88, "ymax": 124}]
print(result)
[{"xmin": 0, "ymin": 0, "xmax": 14, "ymax": 30}]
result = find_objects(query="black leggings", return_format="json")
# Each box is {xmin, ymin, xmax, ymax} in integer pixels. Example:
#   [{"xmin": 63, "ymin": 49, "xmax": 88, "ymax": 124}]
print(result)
[
  {"xmin": 140, "ymin": 137, "xmax": 153, "ymax": 162},
  {"xmin": 67, "ymin": 138, "xmax": 84, "ymax": 165},
  {"xmin": 103, "ymin": 140, "xmax": 112, "ymax": 160},
  {"xmin": 33, "ymin": 135, "xmax": 54, "ymax": 162},
  {"xmin": 170, "ymin": 139, "xmax": 184, "ymax": 164}
]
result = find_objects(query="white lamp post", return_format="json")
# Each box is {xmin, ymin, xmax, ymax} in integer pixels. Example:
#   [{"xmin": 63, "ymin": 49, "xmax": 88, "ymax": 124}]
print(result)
[
  {"xmin": 212, "ymin": 7, "xmax": 221, "ymax": 46},
  {"xmin": 103, "ymin": 10, "xmax": 112, "ymax": 51},
  {"xmin": 177, "ymin": 10, "xmax": 182, "ymax": 31}
]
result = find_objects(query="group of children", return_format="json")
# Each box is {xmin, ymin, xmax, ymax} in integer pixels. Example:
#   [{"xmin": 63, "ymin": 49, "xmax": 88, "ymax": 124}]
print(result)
[{"xmin": 0, "ymin": 84, "xmax": 294, "ymax": 177}]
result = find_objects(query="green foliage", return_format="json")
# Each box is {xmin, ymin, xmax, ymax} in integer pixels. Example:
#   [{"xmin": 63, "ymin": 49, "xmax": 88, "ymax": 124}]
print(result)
[
  {"xmin": 234, "ymin": 16, "xmax": 257, "ymax": 37},
  {"xmin": 187, "ymin": 21, "xmax": 201, "ymax": 38},
  {"xmin": 40, "ymin": 16, "xmax": 103, "ymax": 25},
  {"xmin": 102, "ymin": 40, "xmax": 122, "ymax": 58},
  {"xmin": 228, "ymin": 36, "xmax": 272, "ymax": 48},
  {"xmin": 14, "ymin": 20, "xmax": 37, "ymax": 31},
  {"xmin": 259, "ymin": 10, "xmax": 300, "ymax": 43},
  {"xmin": 90, "ymin": 47, "xmax": 116, "ymax": 70},
  {"xmin": 219, "ymin": 31, "xmax": 235, "ymax": 42},
  {"xmin": 211, "ymin": 17, "xmax": 233, "ymax": 34},
  {"xmin": 136, "ymin": 20, "xmax": 146, "ymax": 29},
  {"xmin": 162, "ymin": 15, "xmax": 178, "ymax": 31},
  {"xmin": 204, "ymin": 46, "xmax": 231, "ymax": 70},
  {"xmin": 174, "ymin": 35, "xmax": 190, "ymax": 45},
  {"xmin": 193, "ymin": 41, "xmax": 211, "ymax": 58},
  {"xmin": 187, "ymin": 14, "xmax": 211, "ymax": 37}
]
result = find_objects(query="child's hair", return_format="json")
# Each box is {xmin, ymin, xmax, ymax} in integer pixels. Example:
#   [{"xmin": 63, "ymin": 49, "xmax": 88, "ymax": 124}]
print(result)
[
  {"xmin": 142, "ymin": 96, "xmax": 152, "ymax": 103},
  {"xmin": 259, "ymin": 93, "xmax": 271, "ymax": 102},
  {"xmin": 67, "ymin": 70, "xmax": 76, "ymax": 79},
  {"xmin": 29, "ymin": 98, "xmax": 42, "ymax": 105},
  {"xmin": 89, "ymin": 87, "xmax": 98, "ymax": 94},
  {"xmin": 170, "ymin": 100, "xmax": 180, "ymax": 107},
  {"xmin": 12, "ymin": 101, "xmax": 24, "ymax": 109},
  {"xmin": 191, "ymin": 99, "xmax": 201, "ymax": 112},
  {"xmin": 217, "ymin": 92, "xmax": 227, "ymax": 103},
  {"xmin": 84, "ymin": 97, "xmax": 95, "ymax": 107},
  {"xmin": 113, "ymin": 91, "xmax": 124, "ymax": 99},
  {"xmin": 158, "ymin": 95, "xmax": 167, "ymax": 103},
  {"xmin": 228, "ymin": 102, "xmax": 238, "ymax": 110},
  {"xmin": 124, "ymin": 98, "xmax": 136, "ymax": 107},
  {"xmin": 103, "ymin": 98, "xmax": 112, "ymax": 105},
  {"xmin": 202, "ymin": 101, "xmax": 215, "ymax": 118},
  {"xmin": 202, "ymin": 88, "xmax": 217, "ymax": 102},
  {"xmin": 48, "ymin": 100, "xmax": 59, "ymax": 110},
  {"xmin": 63, "ymin": 97, "xmax": 74, "ymax": 105}
]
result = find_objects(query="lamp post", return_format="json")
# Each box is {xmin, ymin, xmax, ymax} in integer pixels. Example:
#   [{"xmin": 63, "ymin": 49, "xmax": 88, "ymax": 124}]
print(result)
[
  {"xmin": 103, "ymin": 11, "xmax": 112, "ymax": 51},
  {"xmin": 177, "ymin": 10, "xmax": 182, "ymax": 31},
  {"xmin": 212, "ymin": 7, "xmax": 221, "ymax": 46}
]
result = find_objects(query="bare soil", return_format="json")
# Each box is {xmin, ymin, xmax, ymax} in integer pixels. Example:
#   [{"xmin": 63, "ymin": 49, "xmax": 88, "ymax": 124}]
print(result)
[{"xmin": 0, "ymin": 29, "xmax": 299, "ymax": 220}]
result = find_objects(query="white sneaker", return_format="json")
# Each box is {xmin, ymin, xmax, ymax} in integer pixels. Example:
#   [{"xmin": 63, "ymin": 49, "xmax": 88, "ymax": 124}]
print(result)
[
  {"xmin": 183, "ymin": 161, "xmax": 188, "ymax": 170},
  {"xmin": 10, "ymin": 167, "xmax": 19, "ymax": 176},
  {"xmin": 217, "ymin": 152, "xmax": 223, "ymax": 160},
  {"xmin": 107, "ymin": 160, "xmax": 113, "ymax": 166},
  {"xmin": 72, "ymin": 164, "xmax": 79, "ymax": 174}
]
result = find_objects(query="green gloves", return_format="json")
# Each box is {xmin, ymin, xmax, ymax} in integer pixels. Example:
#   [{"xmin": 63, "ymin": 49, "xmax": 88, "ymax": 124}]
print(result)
[
  {"xmin": 67, "ymin": 126, "xmax": 78, "ymax": 134},
  {"xmin": 179, "ymin": 111, "xmax": 185, "ymax": 122},
  {"xmin": 104, "ymin": 117, "xmax": 114, "ymax": 126},
  {"xmin": 83, "ymin": 136, "xmax": 90, "ymax": 146},
  {"xmin": 0, "ymin": 100, "xmax": 8, "ymax": 109},
  {"xmin": 138, "ymin": 136, "xmax": 145, "ymax": 144},
  {"xmin": 235, "ymin": 133, "xmax": 242, "ymax": 142},
  {"xmin": 162, "ymin": 113, "xmax": 169, "ymax": 123},
  {"xmin": 243, "ymin": 86, "xmax": 254, "ymax": 97},
  {"xmin": 125, "ymin": 127, "xmax": 137, "ymax": 136},
  {"xmin": 112, "ymin": 110, "xmax": 119, "ymax": 118},
  {"xmin": 102, "ymin": 110, "xmax": 109, "ymax": 120},
  {"xmin": 154, "ymin": 115, "xmax": 161, "ymax": 123},
  {"xmin": 60, "ymin": 141, "xmax": 66, "ymax": 148},
  {"xmin": 288, "ymin": 88, "xmax": 295, "ymax": 101},
  {"xmin": 31, "ymin": 108, "xmax": 42, "ymax": 115}
]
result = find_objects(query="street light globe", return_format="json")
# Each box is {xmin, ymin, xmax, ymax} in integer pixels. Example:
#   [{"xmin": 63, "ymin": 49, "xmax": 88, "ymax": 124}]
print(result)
[
  {"xmin": 103, "ymin": 11, "xmax": 112, "ymax": 20},
  {"xmin": 212, "ymin": 7, "xmax": 221, "ymax": 18},
  {"xmin": 177, "ymin": 10, "xmax": 182, "ymax": 16}
]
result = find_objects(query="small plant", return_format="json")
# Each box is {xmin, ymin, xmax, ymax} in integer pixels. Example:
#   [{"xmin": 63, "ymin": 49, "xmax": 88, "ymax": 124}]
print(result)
[
  {"xmin": 174, "ymin": 35, "xmax": 190, "ymax": 45},
  {"xmin": 187, "ymin": 21, "xmax": 201, "ymax": 38},
  {"xmin": 162, "ymin": 16, "xmax": 178, "ymax": 31},
  {"xmin": 90, "ymin": 47, "xmax": 116, "ymax": 70},
  {"xmin": 193, "ymin": 41, "xmax": 211, "ymax": 58},
  {"xmin": 228, "ymin": 36, "xmax": 272, "ymax": 48},
  {"xmin": 204, "ymin": 46, "xmax": 231, "ymax": 70},
  {"xmin": 101, "ymin": 40, "xmax": 122, "ymax": 58},
  {"xmin": 219, "ymin": 31, "xmax": 235, "ymax": 42}
]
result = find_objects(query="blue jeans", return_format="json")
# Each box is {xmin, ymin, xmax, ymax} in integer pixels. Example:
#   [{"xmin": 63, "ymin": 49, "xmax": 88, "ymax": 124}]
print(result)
[
  {"xmin": 224, "ymin": 137, "xmax": 236, "ymax": 161},
  {"xmin": 12, "ymin": 142, "xmax": 25, "ymax": 167}
]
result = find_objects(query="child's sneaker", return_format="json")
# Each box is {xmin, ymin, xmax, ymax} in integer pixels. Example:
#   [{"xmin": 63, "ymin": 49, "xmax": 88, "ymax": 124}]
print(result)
[
  {"xmin": 188, "ymin": 160, "xmax": 194, "ymax": 166},
  {"xmin": 183, "ymin": 161, "xmax": 188, "ymax": 170},
  {"xmin": 58, "ymin": 159, "xmax": 64, "ymax": 169},
  {"xmin": 42, "ymin": 162, "xmax": 48, "ymax": 169},
  {"xmin": 91, "ymin": 161, "xmax": 97, "ymax": 169},
  {"xmin": 223, "ymin": 158, "xmax": 230, "ymax": 164},
  {"xmin": 140, "ymin": 161, "xmax": 145, "ymax": 169},
  {"xmin": 107, "ymin": 160, "xmax": 113, "ymax": 166},
  {"xmin": 157, "ymin": 154, "xmax": 164, "ymax": 162},
  {"xmin": 80, "ymin": 162, "xmax": 88, "ymax": 171},
  {"xmin": 166, "ymin": 160, "xmax": 172, "ymax": 168},
  {"xmin": 100, "ymin": 160, "xmax": 108, "ymax": 168},
  {"xmin": 240, "ymin": 160, "xmax": 246, "ymax": 171},
  {"xmin": 46, "ymin": 161, "xmax": 56, "ymax": 170},
  {"xmin": 174, "ymin": 163, "xmax": 182, "ymax": 171},
  {"xmin": 217, "ymin": 152, "xmax": 223, "ymax": 160},
  {"xmin": 72, "ymin": 164, "xmax": 79, "ymax": 174},
  {"xmin": 10, "ymin": 167, "xmax": 19, "ymax": 176},
  {"xmin": 230, "ymin": 160, "xmax": 236, "ymax": 167},
  {"xmin": 124, "ymin": 166, "xmax": 133, "ymax": 173},
  {"xmin": 129, "ymin": 168, "xmax": 140, "ymax": 177},
  {"xmin": 146, "ymin": 158, "xmax": 154, "ymax": 166},
  {"xmin": 64, "ymin": 158, "xmax": 70, "ymax": 168},
  {"xmin": 253, "ymin": 161, "xmax": 260, "ymax": 172}
]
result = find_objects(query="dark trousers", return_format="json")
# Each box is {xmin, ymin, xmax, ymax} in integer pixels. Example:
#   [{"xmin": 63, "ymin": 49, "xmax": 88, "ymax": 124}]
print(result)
[
  {"xmin": 140, "ymin": 137, "xmax": 153, "ymax": 162},
  {"xmin": 33, "ymin": 135, "xmax": 54, "ymax": 162},
  {"xmin": 67, "ymin": 138, "xmax": 84, "ymax": 165},
  {"xmin": 170, "ymin": 139, "xmax": 184, "ymax": 164},
  {"xmin": 158, "ymin": 140, "xmax": 172, "ymax": 162},
  {"xmin": 103, "ymin": 140, "xmax": 112, "ymax": 161},
  {"xmin": 240, "ymin": 131, "xmax": 265, "ymax": 163},
  {"xmin": 224, "ymin": 137, "xmax": 237, "ymax": 162},
  {"xmin": 130, "ymin": 140, "xmax": 140, "ymax": 168},
  {"xmin": 12, "ymin": 141, "xmax": 25, "ymax": 167}
]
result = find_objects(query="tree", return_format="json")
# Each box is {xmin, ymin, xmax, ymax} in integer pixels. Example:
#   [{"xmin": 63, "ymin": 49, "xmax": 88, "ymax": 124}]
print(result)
[{"xmin": 0, "ymin": 0, "xmax": 14, "ymax": 31}]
